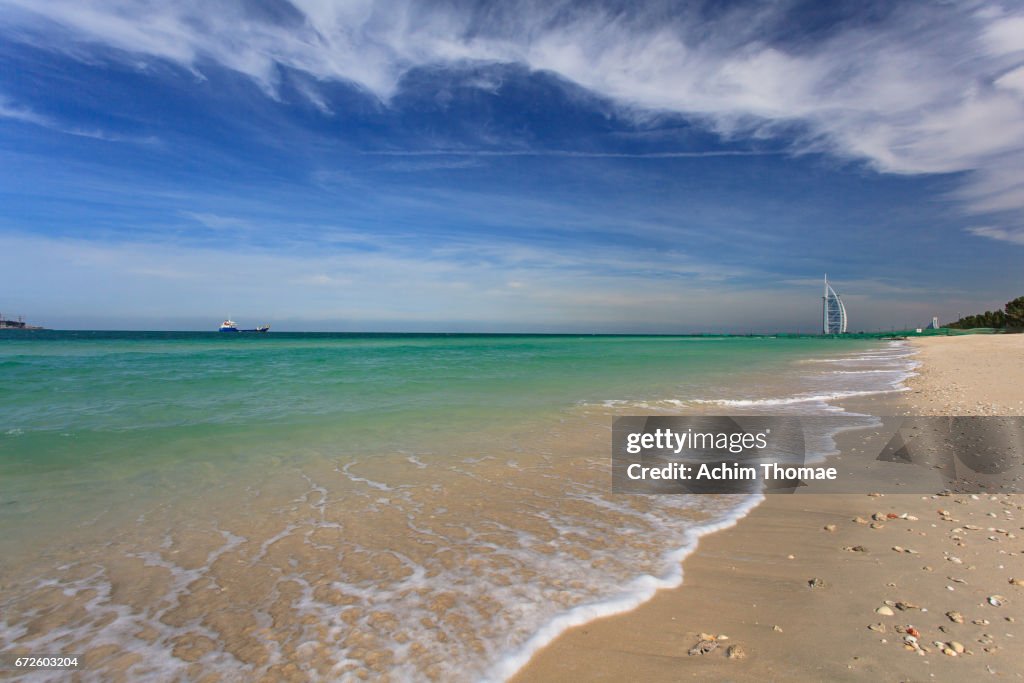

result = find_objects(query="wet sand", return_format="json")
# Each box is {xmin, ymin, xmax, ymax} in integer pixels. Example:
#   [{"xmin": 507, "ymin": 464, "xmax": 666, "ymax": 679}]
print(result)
[{"xmin": 512, "ymin": 335, "xmax": 1024, "ymax": 682}]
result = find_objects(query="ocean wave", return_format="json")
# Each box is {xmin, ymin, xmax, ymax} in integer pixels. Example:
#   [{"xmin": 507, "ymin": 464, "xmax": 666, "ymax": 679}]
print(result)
[
  {"xmin": 693, "ymin": 386, "xmax": 910, "ymax": 407},
  {"xmin": 482, "ymin": 493, "xmax": 764, "ymax": 683}
]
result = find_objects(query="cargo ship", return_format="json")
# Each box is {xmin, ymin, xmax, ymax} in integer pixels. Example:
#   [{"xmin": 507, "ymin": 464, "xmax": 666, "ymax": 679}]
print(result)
[
  {"xmin": 0, "ymin": 313, "xmax": 45, "ymax": 330},
  {"xmin": 219, "ymin": 319, "xmax": 270, "ymax": 333}
]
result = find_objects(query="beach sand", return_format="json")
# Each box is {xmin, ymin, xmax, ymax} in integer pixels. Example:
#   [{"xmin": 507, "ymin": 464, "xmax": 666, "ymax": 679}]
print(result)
[{"xmin": 512, "ymin": 335, "xmax": 1024, "ymax": 682}]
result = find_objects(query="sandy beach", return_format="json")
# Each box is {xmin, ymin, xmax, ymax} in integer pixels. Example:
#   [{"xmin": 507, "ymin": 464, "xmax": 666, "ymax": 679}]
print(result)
[{"xmin": 513, "ymin": 334, "xmax": 1024, "ymax": 682}]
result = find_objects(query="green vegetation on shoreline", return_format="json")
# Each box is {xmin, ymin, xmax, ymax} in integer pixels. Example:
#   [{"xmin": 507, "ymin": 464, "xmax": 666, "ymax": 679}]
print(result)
[{"xmin": 945, "ymin": 296, "xmax": 1024, "ymax": 330}]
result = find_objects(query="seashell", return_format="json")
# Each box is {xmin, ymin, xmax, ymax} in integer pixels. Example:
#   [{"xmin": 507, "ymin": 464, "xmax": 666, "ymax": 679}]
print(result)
[
  {"xmin": 876, "ymin": 606, "xmax": 895, "ymax": 616},
  {"xmin": 688, "ymin": 639, "xmax": 718, "ymax": 656},
  {"xmin": 950, "ymin": 641, "xmax": 965, "ymax": 654},
  {"xmin": 824, "ymin": 524, "xmax": 837, "ymax": 532},
  {"xmin": 987, "ymin": 595, "xmax": 1004, "ymax": 607},
  {"xmin": 946, "ymin": 611, "xmax": 964, "ymax": 623},
  {"xmin": 725, "ymin": 644, "xmax": 746, "ymax": 660}
]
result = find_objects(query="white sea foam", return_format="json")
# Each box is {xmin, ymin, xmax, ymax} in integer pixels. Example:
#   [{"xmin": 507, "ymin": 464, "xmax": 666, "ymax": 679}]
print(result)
[
  {"xmin": 337, "ymin": 460, "xmax": 393, "ymax": 491},
  {"xmin": 694, "ymin": 386, "xmax": 910, "ymax": 408},
  {"xmin": 481, "ymin": 493, "xmax": 764, "ymax": 683}
]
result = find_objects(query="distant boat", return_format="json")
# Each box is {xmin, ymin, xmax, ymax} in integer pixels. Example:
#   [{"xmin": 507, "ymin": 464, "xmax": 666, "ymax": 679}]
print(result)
[
  {"xmin": 219, "ymin": 319, "xmax": 270, "ymax": 333},
  {"xmin": 0, "ymin": 313, "xmax": 45, "ymax": 330}
]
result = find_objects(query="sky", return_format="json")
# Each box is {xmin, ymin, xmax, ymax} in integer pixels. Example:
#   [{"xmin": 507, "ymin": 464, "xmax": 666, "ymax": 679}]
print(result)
[{"xmin": 1, "ymin": 0, "xmax": 1023, "ymax": 332}]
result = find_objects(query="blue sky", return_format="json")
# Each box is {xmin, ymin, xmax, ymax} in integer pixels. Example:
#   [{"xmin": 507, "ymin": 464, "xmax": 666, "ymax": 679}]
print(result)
[{"xmin": 1, "ymin": 0, "xmax": 1023, "ymax": 332}]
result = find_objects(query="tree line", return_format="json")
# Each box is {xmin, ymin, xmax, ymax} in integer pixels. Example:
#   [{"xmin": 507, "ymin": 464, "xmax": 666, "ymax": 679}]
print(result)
[{"xmin": 945, "ymin": 296, "xmax": 1024, "ymax": 330}]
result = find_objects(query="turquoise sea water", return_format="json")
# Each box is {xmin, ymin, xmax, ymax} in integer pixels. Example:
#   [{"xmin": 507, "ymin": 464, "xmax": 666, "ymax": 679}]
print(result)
[
  {"xmin": 1, "ymin": 331, "xmax": 878, "ymax": 451},
  {"xmin": 0, "ymin": 332, "xmax": 913, "ymax": 680},
  {"xmin": 1, "ymin": 332, "xmax": 872, "ymax": 500}
]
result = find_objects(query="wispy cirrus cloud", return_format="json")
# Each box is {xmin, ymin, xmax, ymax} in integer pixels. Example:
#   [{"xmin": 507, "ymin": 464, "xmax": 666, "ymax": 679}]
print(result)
[
  {"xmin": 0, "ymin": 95, "xmax": 51, "ymax": 126},
  {"xmin": 363, "ymin": 149, "xmax": 780, "ymax": 159},
  {"xmin": 967, "ymin": 225, "xmax": 1024, "ymax": 245},
  {"xmin": 0, "ymin": 93, "xmax": 159, "ymax": 144},
  {"xmin": 2, "ymin": 1, "xmax": 1024, "ymax": 242},
  {"xmin": 181, "ymin": 211, "xmax": 254, "ymax": 232}
]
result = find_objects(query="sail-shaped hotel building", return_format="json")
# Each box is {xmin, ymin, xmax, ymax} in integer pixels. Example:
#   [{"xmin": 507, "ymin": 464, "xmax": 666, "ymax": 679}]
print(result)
[{"xmin": 822, "ymin": 275, "xmax": 848, "ymax": 335}]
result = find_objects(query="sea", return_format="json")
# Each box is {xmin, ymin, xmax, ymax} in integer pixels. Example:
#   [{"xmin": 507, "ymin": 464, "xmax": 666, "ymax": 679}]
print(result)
[{"xmin": 0, "ymin": 332, "xmax": 917, "ymax": 681}]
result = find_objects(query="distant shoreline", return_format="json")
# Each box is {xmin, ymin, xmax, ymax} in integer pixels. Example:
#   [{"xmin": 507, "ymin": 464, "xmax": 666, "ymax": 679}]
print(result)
[{"xmin": 0, "ymin": 328, "xmax": 987, "ymax": 338}]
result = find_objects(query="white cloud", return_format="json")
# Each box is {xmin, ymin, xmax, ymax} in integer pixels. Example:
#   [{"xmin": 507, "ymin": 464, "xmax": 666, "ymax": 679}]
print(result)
[
  {"xmin": 182, "ymin": 211, "xmax": 253, "ymax": 231},
  {"xmin": 3, "ymin": 1, "xmax": 1024, "ymax": 240},
  {"xmin": 0, "ymin": 95, "xmax": 51, "ymax": 126},
  {"xmin": 967, "ymin": 225, "xmax": 1024, "ymax": 245},
  {"xmin": 0, "ymin": 93, "xmax": 159, "ymax": 143}
]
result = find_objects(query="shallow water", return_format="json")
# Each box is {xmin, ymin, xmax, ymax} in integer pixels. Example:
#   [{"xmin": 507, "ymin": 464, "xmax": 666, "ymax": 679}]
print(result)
[{"xmin": 0, "ymin": 333, "xmax": 913, "ymax": 681}]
